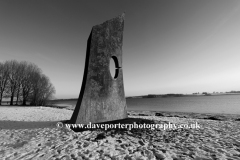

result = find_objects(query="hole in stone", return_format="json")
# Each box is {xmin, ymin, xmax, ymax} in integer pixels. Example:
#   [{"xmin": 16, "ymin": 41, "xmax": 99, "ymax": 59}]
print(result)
[{"xmin": 109, "ymin": 56, "xmax": 119, "ymax": 79}]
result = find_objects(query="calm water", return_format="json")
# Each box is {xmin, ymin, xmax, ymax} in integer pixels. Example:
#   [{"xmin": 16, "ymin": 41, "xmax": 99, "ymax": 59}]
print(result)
[
  {"xmin": 127, "ymin": 95, "xmax": 240, "ymax": 115},
  {"xmin": 50, "ymin": 95, "xmax": 240, "ymax": 115}
]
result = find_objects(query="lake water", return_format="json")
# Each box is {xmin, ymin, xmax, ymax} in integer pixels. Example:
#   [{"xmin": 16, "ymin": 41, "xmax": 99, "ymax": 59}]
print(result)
[
  {"xmin": 127, "ymin": 95, "xmax": 240, "ymax": 115},
  {"xmin": 50, "ymin": 95, "xmax": 240, "ymax": 115}
]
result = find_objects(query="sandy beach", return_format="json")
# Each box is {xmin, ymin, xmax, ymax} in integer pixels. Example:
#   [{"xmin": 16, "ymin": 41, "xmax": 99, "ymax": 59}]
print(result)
[{"xmin": 1, "ymin": 106, "xmax": 240, "ymax": 160}]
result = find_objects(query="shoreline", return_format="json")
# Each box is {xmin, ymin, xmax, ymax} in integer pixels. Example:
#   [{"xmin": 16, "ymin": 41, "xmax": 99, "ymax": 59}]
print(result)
[
  {"xmin": 0, "ymin": 105, "xmax": 240, "ymax": 123},
  {"xmin": 128, "ymin": 110, "xmax": 240, "ymax": 121}
]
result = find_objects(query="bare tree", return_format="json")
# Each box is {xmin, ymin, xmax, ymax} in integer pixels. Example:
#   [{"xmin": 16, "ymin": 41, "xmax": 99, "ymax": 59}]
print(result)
[
  {"xmin": 29, "ymin": 73, "xmax": 55, "ymax": 106},
  {"xmin": 29, "ymin": 70, "xmax": 42, "ymax": 106},
  {"xmin": 0, "ymin": 62, "xmax": 9, "ymax": 105},
  {"xmin": 5, "ymin": 60, "xmax": 20, "ymax": 105},
  {"xmin": 22, "ymin": 62, "xmax": 42, "ymax": 105},
  {"xmin": 39, "ymin": 75, "xmax": 56, "ymax": 106},
  {"xmin": 1, "ymin": 60, "xmax": 56, "ymax": 106},
  {"xmin": 15, "ymin": 61, "xmax": 27, "ymax": 105}
]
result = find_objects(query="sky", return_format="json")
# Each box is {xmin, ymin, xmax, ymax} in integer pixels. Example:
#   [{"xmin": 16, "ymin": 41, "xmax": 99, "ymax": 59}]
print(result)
[{"xmin": 0, "ymin": 0, "xmax": 240, "ymax": 99}]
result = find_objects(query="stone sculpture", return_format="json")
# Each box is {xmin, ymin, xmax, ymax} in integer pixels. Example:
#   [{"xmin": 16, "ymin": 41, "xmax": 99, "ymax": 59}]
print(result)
[{"xmin": 70, "ymin": 13, "xmax": 127, "ymax": 124}]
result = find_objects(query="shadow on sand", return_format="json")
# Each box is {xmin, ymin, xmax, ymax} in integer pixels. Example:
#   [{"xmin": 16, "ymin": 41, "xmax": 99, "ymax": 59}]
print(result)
[
  {"xmin": 0, "ymin": 120, "xmax": 59, "ymax": 129},
  {"xmin": 0, "ymin": 118, "xmax": 155, "ymax": 131}
]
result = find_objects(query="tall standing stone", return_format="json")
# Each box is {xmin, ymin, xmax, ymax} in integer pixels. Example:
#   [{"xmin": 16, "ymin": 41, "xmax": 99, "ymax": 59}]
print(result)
[{"xmin": 70, "ymin": 13, "xmax": 127, "ymax": 124}]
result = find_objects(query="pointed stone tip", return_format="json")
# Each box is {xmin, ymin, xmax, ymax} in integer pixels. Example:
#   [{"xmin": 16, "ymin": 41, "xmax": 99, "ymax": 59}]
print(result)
[
  {"xmin": 120, "ymin": 12, "xmax": 125, "ymax": 18},
  {"xmin": 118, "ymin": 12, "xmax": 125, "ymax": 22}
]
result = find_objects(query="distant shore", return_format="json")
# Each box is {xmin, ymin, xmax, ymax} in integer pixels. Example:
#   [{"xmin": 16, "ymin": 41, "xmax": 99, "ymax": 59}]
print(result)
[
  {"xmin": 38, "ymin": 92, "xmax": 240, "ymax": 101},
  {"xmin": 127, "ymin": 93, "xmax": 240, "ymax": 99},
  {"xmin": 12, "ymin": 92, "xmax": 238, "ymax": 102}
]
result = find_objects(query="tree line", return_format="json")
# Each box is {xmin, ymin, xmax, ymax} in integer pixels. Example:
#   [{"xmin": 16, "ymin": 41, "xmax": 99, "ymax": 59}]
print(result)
[{"xmin": 0, "ymin": 60, "xmax": 55, "ymax": 106}]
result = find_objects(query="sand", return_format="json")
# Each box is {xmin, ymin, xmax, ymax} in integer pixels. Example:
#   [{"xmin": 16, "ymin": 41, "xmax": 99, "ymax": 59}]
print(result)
[
  {"xmin": 0, "ymin": 106, "xmax": 240, "ymax": 160},
  {"xmin": 0, "ymin": 106, "xmax": 73, "ymax": 122}
]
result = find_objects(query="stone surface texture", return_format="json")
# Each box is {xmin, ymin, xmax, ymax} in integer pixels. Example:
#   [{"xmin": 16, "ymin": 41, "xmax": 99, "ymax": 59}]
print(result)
[{"xmin": 71, "ymin": 13, "xmax": 127, "ymax": 124}]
